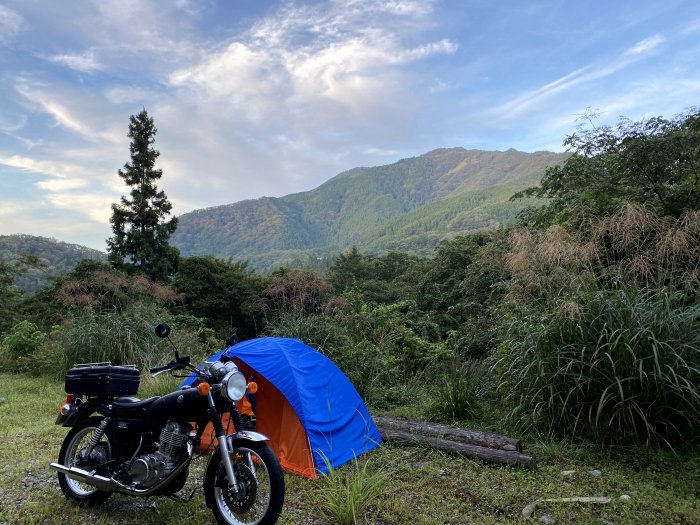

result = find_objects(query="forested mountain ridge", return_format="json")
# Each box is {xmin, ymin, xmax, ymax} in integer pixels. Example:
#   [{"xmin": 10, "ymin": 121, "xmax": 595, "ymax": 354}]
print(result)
[
  {"xmin": 172, "ymin": 147, "xmax": 568, "ymax": 268},
  {"xmin": 0, "ymin": 234, "xmax": 106, "ymax": 292}
]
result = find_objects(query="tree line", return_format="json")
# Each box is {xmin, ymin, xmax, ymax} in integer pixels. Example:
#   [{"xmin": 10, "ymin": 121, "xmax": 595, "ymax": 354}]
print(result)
[{"xmin": 1, "ymin": 108, "xmax": 698, "ymax": 450}]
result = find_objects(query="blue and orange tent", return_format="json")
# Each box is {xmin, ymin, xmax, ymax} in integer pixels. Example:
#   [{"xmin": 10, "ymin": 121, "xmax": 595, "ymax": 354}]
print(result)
[{"xmin": 182, "ymin": 337, "xmax": 381, "ymax": 479}]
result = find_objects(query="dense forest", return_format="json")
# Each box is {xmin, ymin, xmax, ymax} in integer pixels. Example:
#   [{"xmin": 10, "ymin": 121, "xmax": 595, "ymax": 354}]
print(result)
[
  {"xmin": 0, "ymin": 235, "xmax": 106, "ymax": 293},
  {"xmin": 171, "ymin": 148, "xmax": 568, "ymax": 270},
  {"xmin": 1, "ymin": 110, "xmax": 699, "ymax": 451}
]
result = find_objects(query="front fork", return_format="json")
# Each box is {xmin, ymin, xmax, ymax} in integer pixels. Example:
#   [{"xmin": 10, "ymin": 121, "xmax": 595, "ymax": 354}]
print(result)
[{"xmin": 207, "ymin": 392, "xmax": 240, "ymax": 492}]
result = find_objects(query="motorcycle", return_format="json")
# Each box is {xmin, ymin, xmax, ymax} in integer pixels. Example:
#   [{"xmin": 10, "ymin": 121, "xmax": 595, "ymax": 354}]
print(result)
[{"xmin": 50, "ymin": 323, "xmax": 285, "ymax": 525}]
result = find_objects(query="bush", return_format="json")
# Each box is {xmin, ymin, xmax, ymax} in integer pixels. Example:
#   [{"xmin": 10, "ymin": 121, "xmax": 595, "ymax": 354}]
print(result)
[
  {"xmin": 429, "ymin": 362, "xmax": 484, "ymax": 422},
  {"xmin": 1, "ymin": 320, "xmax": 45, "ymax": 357},
  {"xmin": 0, "ymin": 320, "xmax": 46, "ymax": 373},
  {"xmin": 494, "ymin": 288, "xmax": 700, "ymax": 448},
  {"xmin": 39, "ymin": 304, "xmax": 213, "ymax": 379}
]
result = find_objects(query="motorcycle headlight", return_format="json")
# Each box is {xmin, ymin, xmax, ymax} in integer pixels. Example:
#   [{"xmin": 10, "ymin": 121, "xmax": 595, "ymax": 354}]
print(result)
[{"xmin": 221, "ymin": 370, "xmax": 247, "ymax": 401}]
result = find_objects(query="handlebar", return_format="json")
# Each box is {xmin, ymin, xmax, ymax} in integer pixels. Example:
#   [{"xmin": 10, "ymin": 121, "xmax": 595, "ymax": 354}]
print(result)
[
  {"xmin": 149, "ymin": 362, "xmax": 174, "ymax": 374},
  {"xmin": 149, "ymin": 355, "xmax": 194, "ymax": 375}
]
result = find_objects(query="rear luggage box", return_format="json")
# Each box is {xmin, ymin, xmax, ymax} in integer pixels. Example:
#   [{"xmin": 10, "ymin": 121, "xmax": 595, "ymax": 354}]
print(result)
[{"xmin": 65, "ymin": 362, "xmax": 140, "ymax": 396}]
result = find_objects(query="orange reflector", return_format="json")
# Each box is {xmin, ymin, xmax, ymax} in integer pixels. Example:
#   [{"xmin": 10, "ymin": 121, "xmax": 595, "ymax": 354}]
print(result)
[
  {"xmin": 247, "ymin": 382, "xmax": 258, "ymax": 394},
  {"xmin": 198, "ymin": 382, "xmax": 212, "ymax": 396}
]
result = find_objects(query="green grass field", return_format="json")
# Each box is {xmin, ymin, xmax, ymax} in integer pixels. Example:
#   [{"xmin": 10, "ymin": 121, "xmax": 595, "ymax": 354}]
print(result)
[{"xmin": 0, "ymin": 373, "xmax": 698, "ymax": 525}]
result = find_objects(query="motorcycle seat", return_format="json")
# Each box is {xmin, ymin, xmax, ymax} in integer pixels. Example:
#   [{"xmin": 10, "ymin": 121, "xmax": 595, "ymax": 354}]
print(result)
[{"xmin": 114, "ymin": 396, "xmax": 159, "ymax": 409}]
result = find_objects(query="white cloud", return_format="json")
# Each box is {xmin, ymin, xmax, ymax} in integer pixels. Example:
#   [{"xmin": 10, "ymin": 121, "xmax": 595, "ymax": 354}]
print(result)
[
  {"xmin": 49, "ymin": 50, "xmax": 102, "ymax": 73},
  {"xmin": 45, "ymin": 193, "xmax": 115, "ymax": 223},
  {"xmin": 0, "ymin": 154, "xmax": 86, "ymax": 180},
  {"xmin": 0, "ymin": 5, "xmax": 22, "ymax": 42},
  {"xmin": 36, "ymin": 178, "xmax": 88, "ymax": 191},
  {"xmin": 170, "ymin": 2, "xmax": 455, "ymax": 118},
  {"xmin": 625, "ymin": 34, "xmax": 664, "ymax": 56},
  {"xmin": 487, "ymin": 32, "xmax": 668, "ymax": 122}
]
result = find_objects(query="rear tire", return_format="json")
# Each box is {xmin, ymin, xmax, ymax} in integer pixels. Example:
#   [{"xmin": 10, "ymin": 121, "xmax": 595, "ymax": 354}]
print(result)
[
  {"xmin": 204, "ymin": 440, "xmax": 285, "ymax": 525},
  {"xmin": 57, "ymin": 417, "xmax": 113, "ymax": 506}
]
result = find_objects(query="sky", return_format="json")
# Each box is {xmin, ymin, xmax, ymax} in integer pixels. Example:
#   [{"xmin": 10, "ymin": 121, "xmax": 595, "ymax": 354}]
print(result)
[{"xmin": 1, "ymin": 0, "xmax": 699, "ymax": 251}]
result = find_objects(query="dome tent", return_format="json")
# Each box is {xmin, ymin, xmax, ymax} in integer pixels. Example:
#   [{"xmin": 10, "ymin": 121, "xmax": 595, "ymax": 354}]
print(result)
[{"xmin": 182, "ymin": 337, "xmax": 381, "ymax": 479}]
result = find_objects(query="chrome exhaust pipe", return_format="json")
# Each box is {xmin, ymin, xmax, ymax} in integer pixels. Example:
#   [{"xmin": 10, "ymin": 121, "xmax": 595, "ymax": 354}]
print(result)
[
  {"xmin": 50, "ymin": 462, "xmax": 117, "ymax": 492},
  {"xmin": 50, "ymin": 442, "xmax": 194, "ymax": 497}
]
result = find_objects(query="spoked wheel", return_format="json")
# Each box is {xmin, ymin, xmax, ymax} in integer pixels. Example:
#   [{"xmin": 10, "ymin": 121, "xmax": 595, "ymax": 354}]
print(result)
[
  {"xmin": 57, "ymin": 417, "xmax": 113, "ymax": 506},
  {"xmin": 204, "ymin": 440, "xmax": 285, "ymax": 525}
]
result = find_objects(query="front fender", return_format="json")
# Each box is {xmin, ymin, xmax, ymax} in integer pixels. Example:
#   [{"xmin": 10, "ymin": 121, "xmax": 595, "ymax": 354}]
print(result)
[{"xmin": 227, "ymin": 430, "xmax": 270, "ymax": 446}]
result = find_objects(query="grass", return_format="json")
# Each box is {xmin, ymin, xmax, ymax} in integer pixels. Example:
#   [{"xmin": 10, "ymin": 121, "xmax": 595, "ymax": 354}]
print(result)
[{"xmin": 1, "ymin": 373, "xmax": 699, "ymax": 524}]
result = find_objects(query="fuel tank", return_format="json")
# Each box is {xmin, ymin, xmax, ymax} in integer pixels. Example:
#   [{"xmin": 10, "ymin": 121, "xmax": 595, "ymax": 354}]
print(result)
[{"xmin": 144, "ymin": 387, "xmax": 209, "ymax": 422}]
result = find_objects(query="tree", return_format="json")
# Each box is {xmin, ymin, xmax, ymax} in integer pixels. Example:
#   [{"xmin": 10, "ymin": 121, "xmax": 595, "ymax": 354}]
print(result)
[
  {"xmin": 172, "ymin": 256, "xmax": 263, "ymax": 340},
  {"xmin": 107, "ymin": 110, "xmax": 179, "ymax": 280},
  {"xmin": 515, "ymin": 109, "xmax": 700, "ymax": 226}
]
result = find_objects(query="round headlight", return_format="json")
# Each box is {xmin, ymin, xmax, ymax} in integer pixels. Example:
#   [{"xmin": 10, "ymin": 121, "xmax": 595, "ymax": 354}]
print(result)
[{"xmin": 221, "ymin": 370, "xmax": 247, "ymax": 401}]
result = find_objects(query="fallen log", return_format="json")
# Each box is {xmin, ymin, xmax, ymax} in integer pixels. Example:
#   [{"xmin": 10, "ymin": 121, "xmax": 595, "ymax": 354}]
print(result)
[
  {"xmin": 378, "ymin": 428, "xmax": 536, "ymax": 470},
  {"xmin": 373, "ymin": 415, "xmax": 522, "ymax": 452}
]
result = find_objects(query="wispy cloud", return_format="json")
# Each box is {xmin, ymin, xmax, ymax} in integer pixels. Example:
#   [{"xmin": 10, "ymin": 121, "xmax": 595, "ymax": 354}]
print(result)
[
  {"xmin": 625, "ymin": 34, "xmax": 664, "ymax": 55},
  {"xmin": 49, "ymin": 50, "xmax": 103, "ymax": 73},
  {"xmin": 487, "ymin": 33, "xmax": 667, "ymax": 122},
  {"xmin": 170, "ymin": 1, "xmax": 455, "ymax": 118},
  {"xmin": 0, "ymin": 5, "xmax": 23, "ymax": 42}
]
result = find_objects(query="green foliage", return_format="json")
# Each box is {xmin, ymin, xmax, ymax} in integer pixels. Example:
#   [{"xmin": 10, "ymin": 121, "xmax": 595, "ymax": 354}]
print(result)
[
  {"xmin": 0, "ymin": 260, "xmax": 25, "ymax": 336},
  {"xmin": 0, "ymin": 320, "xmax": 46, "ymax": 373},
  {"xmin": 428, "ymin": 362, "xmax": 485, "ymax": 422},
  {"xmin": 0, "ymin": 234, "xmax": 106, "ymax": 292},
  {"xmin": 172, "ymin": 256, "xmax": 262, "ymax": 340},
  {"xmin": 37, "ymin": 303, "xmax": 211, "ymax": 378},
  {"xmin": 495, "ymin": 288, "xmax": 700, "ymax": 447},
  {"xmin": 1, "ymin": 320, "xmax": 45, "ymax": 358},
  {"xmin": 311, "ymin": 458, "xmax": 389, "ymax": 525},
  {"xmin": 107, "ymin": 110, "xmax": 179, "ymax": 280},
  {"xmin": 55, "ymin": 261, "xmax": 181, "ymax": 314},
  {"xmin": 516, "ymin": 109, "xmax": 700, "ymax": 226},
  {"xmin": 326, "ymin": 248, "xmax": 418, "ymax": 303},
  {"xmin": 170, "ymin": 148, "xmax": 565, "ymax": 270}
]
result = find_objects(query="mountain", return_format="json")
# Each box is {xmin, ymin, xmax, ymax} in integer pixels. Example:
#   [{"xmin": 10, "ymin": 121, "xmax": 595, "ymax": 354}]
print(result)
[
  {"xmin": 0, "ymin": 234, "xmax": 107, "ymax": 292},
  {"xmin": 172, "ymin": 148, "xmax": 568, "ymax": 269}
]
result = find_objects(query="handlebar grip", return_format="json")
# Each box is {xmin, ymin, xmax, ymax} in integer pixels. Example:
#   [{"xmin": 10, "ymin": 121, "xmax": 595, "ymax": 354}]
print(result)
[{"xmin": 150, "ymin": 364, "xmax": 170, "ymax": 374}]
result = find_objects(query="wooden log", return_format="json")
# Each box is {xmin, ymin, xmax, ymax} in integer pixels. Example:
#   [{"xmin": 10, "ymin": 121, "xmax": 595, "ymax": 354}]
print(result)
[
  {"xmin": 373, "ymin": 415, "xmax": 522, "ymax": 452},
  {"xmin": 378, "ymin": 428, "xmax": 536, "ymax": 469}
]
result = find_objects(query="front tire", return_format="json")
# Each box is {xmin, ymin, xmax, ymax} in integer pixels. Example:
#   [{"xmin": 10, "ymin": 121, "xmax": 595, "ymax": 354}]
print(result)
[
  {"xmin": 204, "ymin": 440, "xmax": 285, "ymax": 525},
  {"xmin": 57, "ymin": 417, "xmax": 113, "ymax": 506}
]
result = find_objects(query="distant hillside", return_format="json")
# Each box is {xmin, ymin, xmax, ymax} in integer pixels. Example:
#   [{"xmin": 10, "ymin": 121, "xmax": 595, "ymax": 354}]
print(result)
[
  {"xmin": 0, "ymin": 235, "xmax": 107, "ymax": 292},
  {"xmin": 172, "ymin": 148, "xmax": 568, "ymax": 269}
]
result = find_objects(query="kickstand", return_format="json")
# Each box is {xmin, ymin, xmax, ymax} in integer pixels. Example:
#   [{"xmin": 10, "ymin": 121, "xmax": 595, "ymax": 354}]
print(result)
[{"xmin": 167, "ymin": 486, "xmax": 199, "ymax": 503}]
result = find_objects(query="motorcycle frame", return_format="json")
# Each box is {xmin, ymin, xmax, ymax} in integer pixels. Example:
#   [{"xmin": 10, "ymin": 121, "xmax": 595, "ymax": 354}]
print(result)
[{"xmin": 51, "ymin": 393, "xmax": 270, "ymax": 496}]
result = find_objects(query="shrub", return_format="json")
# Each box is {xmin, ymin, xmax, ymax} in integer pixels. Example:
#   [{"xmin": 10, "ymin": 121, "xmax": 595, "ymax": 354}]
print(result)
[
  {"xmin": 0, "ymin": 320, "xmax": 46, "ymax": 373},
  {"xmin": 429, "ymin": 361, "xmax": 484, "ymax": 422},
  {"xmin": 39, "ymin": 304, "xmax": 212, "ymax": 378},
  {"xmin": 494, "ymin": 288, "xmax": 700, "ymax": 448},
  {"xmin": 1, "ymin": 320, "xmax": 45, "ymax": 358}
]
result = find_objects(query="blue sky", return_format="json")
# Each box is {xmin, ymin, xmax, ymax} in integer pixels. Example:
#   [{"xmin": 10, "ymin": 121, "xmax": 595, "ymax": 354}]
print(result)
[{"xmin": 1, "ymin": 0, "xmax": 699, "ymax": 250}]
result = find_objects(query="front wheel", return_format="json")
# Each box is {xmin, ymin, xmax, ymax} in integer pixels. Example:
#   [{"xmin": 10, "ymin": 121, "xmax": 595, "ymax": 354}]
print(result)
[
  {"xmin": 57, "ymin": 417, "xmax": 113, "ymax": 506},
  {"xmin": 204, "ymin": 440, "xmax": 285, "ymax": 525}
]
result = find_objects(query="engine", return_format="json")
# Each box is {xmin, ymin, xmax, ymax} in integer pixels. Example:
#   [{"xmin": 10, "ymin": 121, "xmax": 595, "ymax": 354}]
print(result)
[{"xmin": 127, "ymin": 421, "xmax": 191, "ymax": 488}]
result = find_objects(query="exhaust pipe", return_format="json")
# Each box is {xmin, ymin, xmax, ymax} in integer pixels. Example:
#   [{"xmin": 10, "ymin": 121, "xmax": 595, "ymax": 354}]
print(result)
[
  {"xmin": 50, "ymin": 463, "xmax": 117, "ymax": 492},
  {"xmin": 50, "ymin": 443, "xmax": 193, "ymax": 497}
]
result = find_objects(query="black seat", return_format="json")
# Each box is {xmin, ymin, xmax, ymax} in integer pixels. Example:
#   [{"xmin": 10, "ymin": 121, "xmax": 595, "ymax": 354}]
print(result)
[{"xmin": 114, "ymin": 396, "xmax": 159, "ymax": 409}]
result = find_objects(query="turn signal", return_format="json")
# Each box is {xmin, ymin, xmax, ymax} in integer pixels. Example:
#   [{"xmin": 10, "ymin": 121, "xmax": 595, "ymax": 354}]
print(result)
[
  {"xmin": 198, "ymin": 382, "xmax": 212, "ymax": 396},
  {"xmin": 247, "ymin": 382, "xmax": 258, "ymax": 394}
]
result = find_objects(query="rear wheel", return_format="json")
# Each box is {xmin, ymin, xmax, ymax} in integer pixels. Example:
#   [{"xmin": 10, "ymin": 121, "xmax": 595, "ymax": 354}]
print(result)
[
  {"xmin": 57, "ymin": 417, "xmax": 113, "ymax": 506},
  {"xmin": 204, "ymin": 440, "xmax": 285, "ymax": 525}
]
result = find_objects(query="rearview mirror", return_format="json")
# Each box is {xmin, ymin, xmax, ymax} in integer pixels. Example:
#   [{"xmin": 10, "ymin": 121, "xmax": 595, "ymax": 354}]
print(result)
[{"xmin": 155, "ymin": 323, "xmax": 171, "ymax": 338}]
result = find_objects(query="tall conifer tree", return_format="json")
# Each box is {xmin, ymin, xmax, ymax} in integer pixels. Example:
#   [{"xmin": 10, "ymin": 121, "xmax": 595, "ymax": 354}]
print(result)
[{"xmin": 107, "ymin": 110, "xmax": 179, "ymax": 280}]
